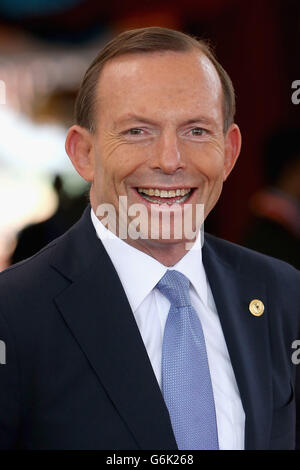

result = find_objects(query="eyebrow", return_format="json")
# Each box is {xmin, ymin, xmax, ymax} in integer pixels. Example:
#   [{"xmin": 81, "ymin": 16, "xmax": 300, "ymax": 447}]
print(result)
[
  {"xmin": 113, "ymin": 113, "xmax": 217, "ymax": 128},
  {"xmin": 114, "ymin": 114, "xmax": 158, "ymax": 128}
]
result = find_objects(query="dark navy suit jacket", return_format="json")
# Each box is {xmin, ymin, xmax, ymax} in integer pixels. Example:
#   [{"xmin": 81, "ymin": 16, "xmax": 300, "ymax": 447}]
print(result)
[{"xmin": 0, "ymin": 205, "xmax": 299, "ymax": 449}]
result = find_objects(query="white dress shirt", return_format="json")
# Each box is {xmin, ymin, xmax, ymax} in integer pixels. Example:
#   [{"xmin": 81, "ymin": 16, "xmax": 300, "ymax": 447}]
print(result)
[{"xmin": 91, "ymin": 208, "xmax": 245, "ymax": 449}]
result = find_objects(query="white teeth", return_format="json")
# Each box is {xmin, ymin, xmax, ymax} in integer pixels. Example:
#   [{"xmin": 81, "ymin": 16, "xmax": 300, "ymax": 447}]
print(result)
[
  {"xmin": 137, "ymin": 188, "xmax": 191, "ymax": 198},
  {"xmin": 139, "ymin": 192, "xmax": 191, "ymax": 204}
]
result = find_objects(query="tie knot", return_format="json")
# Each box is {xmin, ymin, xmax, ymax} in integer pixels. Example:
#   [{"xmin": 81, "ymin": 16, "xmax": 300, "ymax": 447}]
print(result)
[{"xmin": 156, "ymin": 270, "xmax": 191, "ymax": 308}]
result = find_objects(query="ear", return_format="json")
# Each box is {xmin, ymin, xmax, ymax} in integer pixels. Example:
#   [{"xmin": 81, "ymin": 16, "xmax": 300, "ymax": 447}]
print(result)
[
  {"xmin": 65, "ymin": 125, "xmax": 94, "ymax": 182},
  {"xmin": 223, "ymin": 123, "xmax": 242, "ymax": 181}
]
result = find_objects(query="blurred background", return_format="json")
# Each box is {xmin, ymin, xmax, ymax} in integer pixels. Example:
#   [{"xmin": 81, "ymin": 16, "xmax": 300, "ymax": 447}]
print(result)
[{"xmin": 0, "ymin": 0, "xmax": 299, "ymax": 270}]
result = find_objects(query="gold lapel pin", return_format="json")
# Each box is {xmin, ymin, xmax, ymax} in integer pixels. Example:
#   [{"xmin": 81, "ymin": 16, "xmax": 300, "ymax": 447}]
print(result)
[{"xmin": 249, "ymin": 299, "xmax": 264, "ymax": 316}]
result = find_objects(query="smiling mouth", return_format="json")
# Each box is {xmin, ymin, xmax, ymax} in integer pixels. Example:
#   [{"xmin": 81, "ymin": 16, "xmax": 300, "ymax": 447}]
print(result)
[{"xmin": 136, "ymin": 187, "xmax": 195, "ymax": 205}]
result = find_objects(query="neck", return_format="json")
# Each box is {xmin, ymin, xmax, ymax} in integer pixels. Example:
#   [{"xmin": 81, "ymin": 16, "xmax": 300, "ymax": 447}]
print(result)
[
  {"xmin": 91, "ymin": 204, "xmax": 197, "ymax": 267},
  {"xmin": 90, "ymin": 192, "xmax": 199, "ymax": 266},
  {"xmin": 122, "ymin": 237, "xmax": 197, "ymax": 266}
]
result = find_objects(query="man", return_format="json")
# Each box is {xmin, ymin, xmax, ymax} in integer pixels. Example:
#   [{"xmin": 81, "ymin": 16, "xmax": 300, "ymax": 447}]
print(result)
[{"xmin": 0, "ymin": 27, "xmax": 299, "ymax": 450}]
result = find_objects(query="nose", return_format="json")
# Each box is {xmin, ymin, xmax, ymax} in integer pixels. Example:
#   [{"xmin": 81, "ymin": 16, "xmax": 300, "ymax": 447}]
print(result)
[{"xmin": 151, "ymin": 130, "xmax": 185, "ymax": 174}]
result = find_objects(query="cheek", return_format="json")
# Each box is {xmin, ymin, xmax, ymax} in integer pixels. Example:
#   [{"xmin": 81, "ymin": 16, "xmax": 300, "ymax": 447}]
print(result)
[
  {"xmin": 190, "ymin": 142, "xmax": 225, "ymax": 180},
  {"xmin": 94, "ymin": 142, "xmax": 145, "ymax": 191}
]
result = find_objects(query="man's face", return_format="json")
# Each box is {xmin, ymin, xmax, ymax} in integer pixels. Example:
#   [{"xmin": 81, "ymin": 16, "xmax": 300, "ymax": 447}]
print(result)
[{"xmin": 75, "ymin": 50, "xmax": 240, "ymax": 258}]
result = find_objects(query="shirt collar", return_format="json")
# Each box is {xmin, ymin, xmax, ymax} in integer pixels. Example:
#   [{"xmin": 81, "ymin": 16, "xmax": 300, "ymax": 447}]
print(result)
[{"xmin": 91, "ymin": 208, "xmax": 207, "ymax": 311}]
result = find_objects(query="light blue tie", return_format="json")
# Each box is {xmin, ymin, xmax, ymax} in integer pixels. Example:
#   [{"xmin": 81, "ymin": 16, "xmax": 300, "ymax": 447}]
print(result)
[{"xmin": 157, "ymin": 269, "xmax": 219, "ymax": 450}]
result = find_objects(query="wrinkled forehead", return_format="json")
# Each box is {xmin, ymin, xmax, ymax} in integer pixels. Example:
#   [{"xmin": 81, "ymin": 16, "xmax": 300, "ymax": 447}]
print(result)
[{"xmin": 95, "ymin": 50, "xmax": 223, "ymax": 124}]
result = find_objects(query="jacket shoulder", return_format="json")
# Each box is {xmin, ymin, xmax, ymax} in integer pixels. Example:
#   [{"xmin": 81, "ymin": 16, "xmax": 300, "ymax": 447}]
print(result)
[
  {"xmin": 204, "ymin": 232, "xmax": 300, "ymax": 283},
  {"xmin": 0, "ymin": 236, "xmax": 60, "ymax": 289},
  {"xmin": 0, "ymin": 221, "xmax": 78, "ymax": 304}
]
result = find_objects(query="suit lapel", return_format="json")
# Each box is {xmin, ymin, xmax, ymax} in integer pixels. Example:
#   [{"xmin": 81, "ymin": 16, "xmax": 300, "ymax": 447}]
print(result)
[
  {"xmin": 202, "ymin": 236, "xmax": 273, "ymax": 449},
  {"xmin": 50, "ymin": 207, "xmax": 177, "ymax": 450}
]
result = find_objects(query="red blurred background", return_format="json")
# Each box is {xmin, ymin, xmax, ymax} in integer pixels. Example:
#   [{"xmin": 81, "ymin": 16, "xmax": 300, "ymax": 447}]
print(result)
[{"xmin": 0, "ymin": 0, "xmax": 299, "ymax": 268}]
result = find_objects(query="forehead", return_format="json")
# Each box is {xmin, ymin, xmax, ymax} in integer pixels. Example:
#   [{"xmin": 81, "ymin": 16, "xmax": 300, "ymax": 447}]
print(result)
[{"xmin": 95, "ymin": 50, "xmax": 223, "ymax": 124}]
